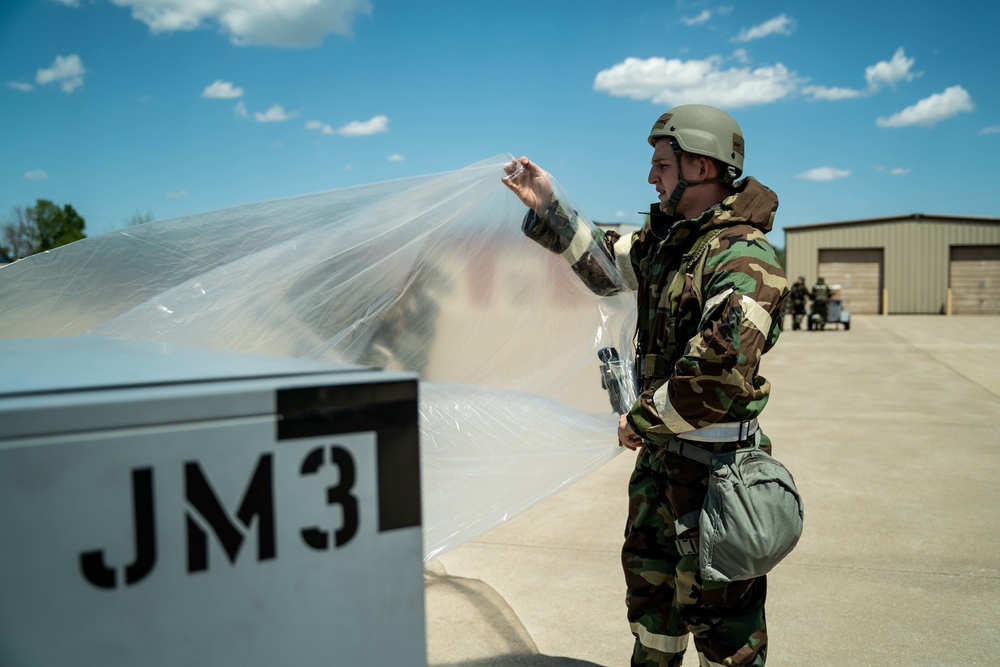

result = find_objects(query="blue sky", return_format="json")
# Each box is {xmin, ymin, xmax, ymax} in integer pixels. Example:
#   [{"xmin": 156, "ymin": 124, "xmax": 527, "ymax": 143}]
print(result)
[{"xmin": 2, "ymin": 0, "xmax": 998, "ymax": 240}]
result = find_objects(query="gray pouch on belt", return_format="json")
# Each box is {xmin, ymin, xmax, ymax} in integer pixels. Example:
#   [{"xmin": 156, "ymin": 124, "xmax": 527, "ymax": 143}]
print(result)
[{"xmin": 698, "ymin": 447, "xmax": 804, "ymax": 583}]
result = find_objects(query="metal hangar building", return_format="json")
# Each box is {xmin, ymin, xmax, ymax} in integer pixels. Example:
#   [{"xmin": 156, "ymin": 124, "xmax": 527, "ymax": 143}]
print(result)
[{"xmin": 783, "ymin": 213, "xmax": 1000, "ymax": 315}]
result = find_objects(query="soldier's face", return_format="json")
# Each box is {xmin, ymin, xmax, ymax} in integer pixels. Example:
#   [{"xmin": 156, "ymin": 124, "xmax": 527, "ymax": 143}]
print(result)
[{"xmin": 648, "ymin": 139, "xmax": 681, "ymax": 205}]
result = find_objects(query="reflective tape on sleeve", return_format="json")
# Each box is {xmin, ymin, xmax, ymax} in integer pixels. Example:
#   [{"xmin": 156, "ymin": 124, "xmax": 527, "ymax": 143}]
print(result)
[
  {"xmin": 740, "ymin": 294, "xmax": 773, "ymax": 334},
  {"xmin": 559, "ymin": 221, "xmax": 594, "ymax": 265},
  {"xmin": 652, "ymin": 381, "xmax": 696, "ymax": 434},
  {"xmin": 702, "ymin": 287, "xmax": 734, "ymax": 316},
  {"xmin": 613, "ymin": 233, "xmax": 638, "ymax": 290}
]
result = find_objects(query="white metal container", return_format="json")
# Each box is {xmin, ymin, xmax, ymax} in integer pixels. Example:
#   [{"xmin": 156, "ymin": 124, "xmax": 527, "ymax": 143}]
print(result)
[{"xmin": 0, "ymin": 337, "xmax": 425, "ymax": 666}]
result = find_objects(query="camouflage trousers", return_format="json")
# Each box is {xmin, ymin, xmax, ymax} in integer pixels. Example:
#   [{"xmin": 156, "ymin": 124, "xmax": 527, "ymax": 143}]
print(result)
[
  {"xmin": 790, "ymin": 305, "xmax": 806, "ymax": 330},
  {"xmin": 623, "ymin": 445, "xmax": 767, "ymax": 667},
  {"xmin": 812, "ymin": 300, "xmax": 829, "ymax": 322}
]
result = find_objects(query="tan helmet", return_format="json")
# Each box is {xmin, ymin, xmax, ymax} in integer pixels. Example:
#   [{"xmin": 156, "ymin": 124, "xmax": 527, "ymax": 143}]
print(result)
[{"xmin": 648, "ymin": 104, "xmax": 744, "ymax": 180}]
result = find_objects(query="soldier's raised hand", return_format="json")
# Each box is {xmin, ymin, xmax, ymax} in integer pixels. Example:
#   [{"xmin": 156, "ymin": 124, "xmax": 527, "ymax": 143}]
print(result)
[{"xmin": 502, "ymin": 156, "xmax": 553, "ymax": 214}]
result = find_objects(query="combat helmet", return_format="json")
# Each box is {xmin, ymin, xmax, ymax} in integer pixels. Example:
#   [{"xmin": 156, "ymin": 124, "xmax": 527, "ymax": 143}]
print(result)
[{"xmin": 647, "ymin": 104, "xmax": 745, "ymax": 215}]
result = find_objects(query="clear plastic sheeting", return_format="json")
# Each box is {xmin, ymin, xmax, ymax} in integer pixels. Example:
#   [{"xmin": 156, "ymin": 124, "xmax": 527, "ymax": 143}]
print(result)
[
  {"xmin": 419, "ymin": 383, "xmax": 622, "ymax": 559},
  {"xmin": 0, "ymin": 154, "xmax": 637, "ymax": 559}
]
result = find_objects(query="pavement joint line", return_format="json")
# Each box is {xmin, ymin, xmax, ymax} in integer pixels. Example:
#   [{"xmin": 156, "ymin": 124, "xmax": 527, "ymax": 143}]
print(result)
[
  {"xmin": 870, "ymin": 321, "xmax": 1000, "ymax": 401},
  {"xmin": 783, "ymin": 562, "xmax": 1000, "ymax": 580}
]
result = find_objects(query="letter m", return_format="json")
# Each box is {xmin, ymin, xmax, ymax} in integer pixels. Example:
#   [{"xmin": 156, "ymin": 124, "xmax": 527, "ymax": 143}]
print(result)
[{"xmin": 184, "ymin": 455, "xmax": 276, "ymax": 573}]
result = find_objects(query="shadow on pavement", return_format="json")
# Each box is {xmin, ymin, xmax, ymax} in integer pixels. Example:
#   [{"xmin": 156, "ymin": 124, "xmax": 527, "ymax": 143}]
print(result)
[{"xmin": 426, "ymin": 560, "xmax": 606, "ymax": 666}]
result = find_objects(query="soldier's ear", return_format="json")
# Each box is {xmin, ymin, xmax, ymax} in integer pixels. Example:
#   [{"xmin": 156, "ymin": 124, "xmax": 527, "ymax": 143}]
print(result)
[
  {"xmin": 698, "ymin": 155, "xmax": 723, "ymax": 181},
  {"xmin": 695, "ymin": 155, "xmax": 713, "ymax": 180}
]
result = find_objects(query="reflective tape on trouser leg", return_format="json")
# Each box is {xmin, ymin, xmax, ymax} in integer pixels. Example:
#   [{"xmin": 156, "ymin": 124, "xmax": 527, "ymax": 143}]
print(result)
[
  {"xmin": 630, "ymin": 621, "xmax": 689, "ymax": 655},
  {"xmin": 632, "ymin": 639, "xmax": 688, "ymax": 667}
]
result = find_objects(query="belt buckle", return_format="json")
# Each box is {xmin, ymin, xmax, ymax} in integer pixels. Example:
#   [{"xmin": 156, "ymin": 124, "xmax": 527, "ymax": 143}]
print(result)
[{"xmin": 675, "ymin": 537, "xmax": 698, "ymax": 556}]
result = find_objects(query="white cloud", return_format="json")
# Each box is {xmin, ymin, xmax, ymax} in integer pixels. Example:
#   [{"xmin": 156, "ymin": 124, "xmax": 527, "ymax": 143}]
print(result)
[
  {"xmin": 804, "ymin": 48, "xmax": 919, "ymax": 102},
  {"xmin": 254, "ymin": 104, "xmax": 298, "ymax": 122},
  {"xmin": 387, "ymin": 153, "xmax": 404, "ymax": 162},
  {"xmin": 54, "ymin": 0, "xmax": 81, "ymax": 5},
  {"xmin": 109, "ymin": 0, "xmax": 372, "ymax": 47},
  {"xmin": 8, "ymin": 81, "xmax": 34, "ymax": 92},
  {"xmin": 202, "ymin": 79, "xmax": 243, "ymax": 98},
  {"xmin": 865, "ymin": 47, "xmax": 917, "ymax": 90},
  {"xmin": 682, "ymin": 10, "xmax": 711, "ymax": 26},
  {"xmin": 24, "ymin": 170, "xmax": 49, "ymax": 181},
  {"xmin": 876, "ymin": 85, "xmax": 974, "ymax": 128},
  {"xmin": 732, "ymin": 14, "xmax": 795, "ymax": 43},
  {"xmin": 979, "ymin": 126, "xmax": 1000, "ymax": 135},
  {"xmin": 336, "ymin": 114, "xmax": 388, "ymax": 136},
  {"xmin": 166, "ymin": 189, "xmax": 189, "ymax": 199},
  {"xmin": 36, "ymin": 54, "xmax": 86, "ymax": 93},
  {"xmin": 305, "ymin": 116, "xmax": 388, "ymax": 136},
  {"xmin": 234, "ymin": 100, "xmax": 248, "ymax": 118},
  {"xmin": 802, "ymin": 85, "xmax": 865, "ymax": 101},
  {"xmin": 306, "ymin": 120, "xmax": 335, "ymax": 135},
  {"xmin": 889, "ymin": 167, "xmax": 911, "ymax": 175},
  {"xmin": 796, "ymin": 167, "xmax": 851, "ymax": 181},
  {"xmin": 593, "ymin": 55, "xmax": 800, "ymax": 108}
]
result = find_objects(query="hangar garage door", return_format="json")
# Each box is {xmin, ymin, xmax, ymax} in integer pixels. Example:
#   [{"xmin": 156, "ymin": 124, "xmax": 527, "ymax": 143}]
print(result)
[
  {"xmin": 818, "ymin": 248, "xmax": 883, "ymax": 314},
  {"xmin": 950, "ymin": 245, "xmax": 1000, "ymax": 315}
]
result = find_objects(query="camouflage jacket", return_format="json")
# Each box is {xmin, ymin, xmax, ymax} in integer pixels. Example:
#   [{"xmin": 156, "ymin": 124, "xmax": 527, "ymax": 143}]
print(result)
[
  {"xmin": 522, "ymin": 177, "xmax": 787, "ymax": 447},
  {"xmin": 811, "ymin": 283, "xmax": 831, "ymax": 302},
  {"xmin": 789, "ymin": 282, "xmax": 809, "ymax": 306}
]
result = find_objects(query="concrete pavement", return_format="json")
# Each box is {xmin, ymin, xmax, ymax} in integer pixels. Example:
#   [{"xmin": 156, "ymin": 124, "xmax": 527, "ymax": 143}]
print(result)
[{"xmin": 424, "ymin": 315, "xmax": 1000, "ymax": 666}]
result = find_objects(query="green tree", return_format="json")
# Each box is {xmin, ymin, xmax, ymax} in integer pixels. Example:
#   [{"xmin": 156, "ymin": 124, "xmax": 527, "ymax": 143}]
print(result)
[
  {"xmin": 0, "ymin": 199, "xmax": 86, "ymax": 261},
  {"xmin": 33, "ymin": 199, "xmax": 86, "ymax": 250}
]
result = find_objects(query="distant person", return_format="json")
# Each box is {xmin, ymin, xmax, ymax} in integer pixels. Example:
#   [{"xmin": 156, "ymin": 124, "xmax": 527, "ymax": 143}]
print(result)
[
  {"xmin": 503, "ymin": 104, "xmax": 787, "ymax": 667},
  {"xmin": 810, "ymin": 276, "xmax": 832, "ymax": 327},
  {"xmin": 788, "ymin": 276, "xmax": 809, "ymax": 330},
  {"xmin": 357, "ymin": 266, "xmax": 446, "ymax": 376}
]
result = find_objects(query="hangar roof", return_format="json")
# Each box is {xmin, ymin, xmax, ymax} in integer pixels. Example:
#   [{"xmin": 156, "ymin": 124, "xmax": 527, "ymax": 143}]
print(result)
[{"xmin": 785, "ymin": 213, "xmax": 1000, "ymax": 233}]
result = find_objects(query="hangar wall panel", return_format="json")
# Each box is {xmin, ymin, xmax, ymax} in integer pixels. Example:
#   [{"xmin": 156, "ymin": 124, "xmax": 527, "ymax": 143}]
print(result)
[
  {"xmin": 785, "ymin": 217, "xmax": 1000, "ymax": 314},
  {"xmin": 950, "ymin": 245, "xmax": 1000, "ymax": 315},
  {"xmin": 818, "ymin": 248, "xmax": 883, "ymax": 314}
]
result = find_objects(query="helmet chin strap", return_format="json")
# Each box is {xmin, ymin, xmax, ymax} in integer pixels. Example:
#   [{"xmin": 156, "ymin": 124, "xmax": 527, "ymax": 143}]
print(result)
[
  {"xmin": 660, "ymin": 142, "xmax": 688, "ymax": 216},
  {"xmin": 659, "ymin": 141, "xmax": 733, "ymax": 216}
]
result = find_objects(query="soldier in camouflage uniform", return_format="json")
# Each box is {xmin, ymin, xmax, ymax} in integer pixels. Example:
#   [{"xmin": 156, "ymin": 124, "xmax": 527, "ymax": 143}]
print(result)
[
  {"xmin": 789, "ymin": 277, "xmax": 809, "ymax": 330},
  {"xmin": 809, "ymin": 276, "xmax": 831, "ymax": 328},
  {"xmin": 503, "ymin": 105, "xmax": 787, "ymax": 667}
]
